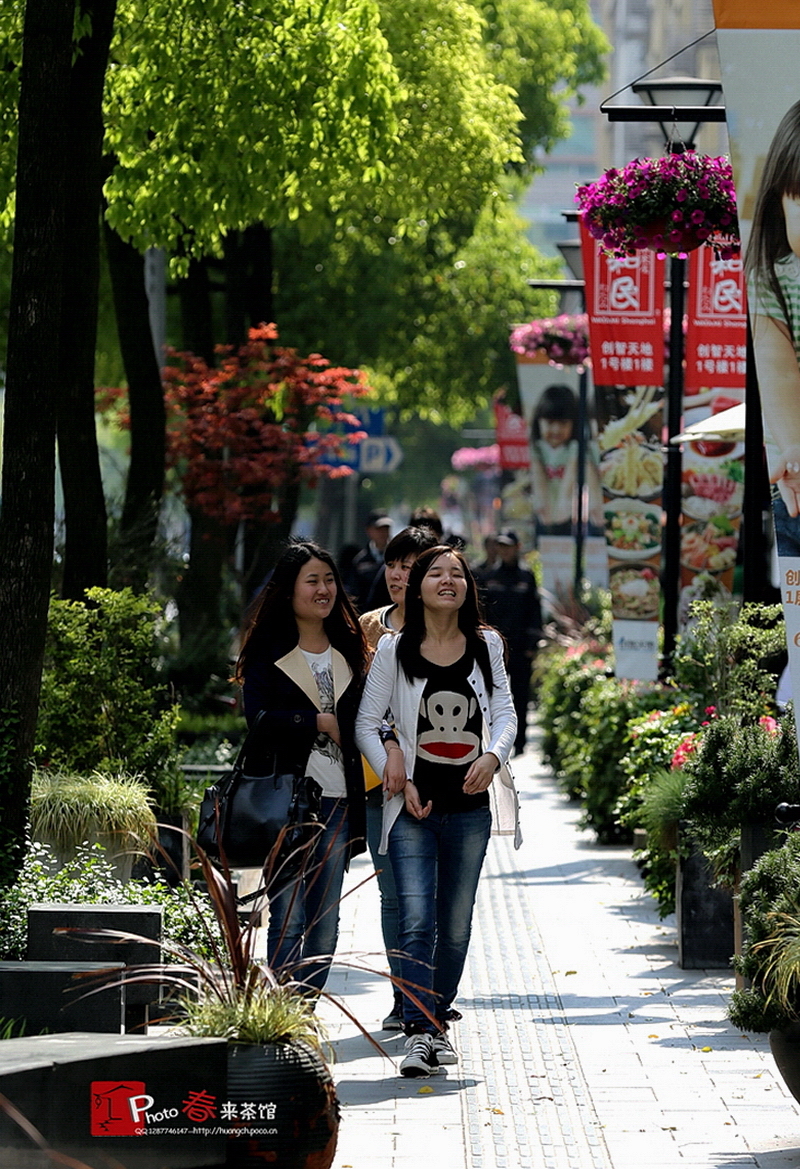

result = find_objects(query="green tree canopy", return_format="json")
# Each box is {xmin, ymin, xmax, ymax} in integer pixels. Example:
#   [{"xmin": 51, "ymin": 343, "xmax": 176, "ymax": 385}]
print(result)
[{"xmin": 274, "ymin": 186, "xmax": 561, "ymax": 425}]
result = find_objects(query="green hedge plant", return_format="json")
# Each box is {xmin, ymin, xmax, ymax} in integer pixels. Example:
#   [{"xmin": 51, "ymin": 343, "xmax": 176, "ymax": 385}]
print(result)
[
  {"xmin": 0, "ymin": 842, "xmax": 223, "ymax": 964},
  {"xmin": 36, "ymin": 588, "xmax": 187, "ymax": 812},
  {"xmin": 556, "ymin": 675, "xmax": 669, "ymax": 843},
  {"xmin": 729, "ymin": 834, "xmax": 800, "ymax": 1033},
  {"xmin": 680, "ymin": 710, "xmax": 800, "ymax": 887}
]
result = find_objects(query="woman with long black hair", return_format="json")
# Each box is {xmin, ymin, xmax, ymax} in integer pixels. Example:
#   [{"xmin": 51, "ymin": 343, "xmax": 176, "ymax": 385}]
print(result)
[
  {"xmin": 356, "ymin": 545, "xmax": 520, "ymax": 1076},
  {"xmin": 235, "ymin": 540, "xmax": 369, "ymax": 993}
]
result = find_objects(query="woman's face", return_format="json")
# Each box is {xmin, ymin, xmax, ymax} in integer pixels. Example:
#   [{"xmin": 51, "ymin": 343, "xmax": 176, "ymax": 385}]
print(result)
[
  {"xmin": 419, "ymin": 551, "xmax": 468, "ymax": 614},
  {"xmin": 783, "ymin": 194, "xmax": 800, "ymax": 258},
  {"xmin": 385, "ymin": 553, "xmax": 418, "ymax": 606},
  {"xmin": 539, "ymin": 417, "xmax": 573, "ymax": 449},
  {"xmin": 291, "ymin": 557, "xmax": 336, "ymax": 624}
]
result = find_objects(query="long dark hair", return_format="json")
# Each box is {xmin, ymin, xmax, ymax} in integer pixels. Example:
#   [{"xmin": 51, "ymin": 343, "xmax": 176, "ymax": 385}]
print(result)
[
  {"xmin": 746, "ymin": 99, "xmax": 800, "ymax": 330},
  {"xmin": 396, "ymin": 545, "xmax": 496, "ymax": 692},
  {"xmin": 235, "ymin": 540, "xmax": 368, "ymax": 682}
]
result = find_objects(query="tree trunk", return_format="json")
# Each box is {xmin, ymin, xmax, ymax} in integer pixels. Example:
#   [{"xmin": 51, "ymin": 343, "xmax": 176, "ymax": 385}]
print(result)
[
  {"xmin": 0, "ymin": 0, "xmax": 74, "ymax": 886},
  {"xmin": 242, "ymin": 478, "xmax": 301, "ymax": 603},
  {"xmin": 244, "ymin": 223, "xmax": 273, "ymax": 327},
  {"xmin": 57, "ymin": 0, "xmax": 117, "ymax": 601},
  {"xmin": 104, "ymin": 220, "xmax": 166, "ymax": 591},
  {"xmin": 223, "ymin": 224, "xmax": 274, "ymax": 345},
  {"xmin": 179, "ymin": 258, "xmax": 216, "ymax": 364},
  {"xmin": 175, "ymin": 260, "xmax": 230, "ymax": 699}
]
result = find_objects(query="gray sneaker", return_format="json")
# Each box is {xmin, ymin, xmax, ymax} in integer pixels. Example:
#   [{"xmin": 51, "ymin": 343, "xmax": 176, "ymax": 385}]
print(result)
[
  {"xmin": 400, "ymin": 1033, "xmax": 440, "ymax": 1077},
  {"xmin": 382, "ymin": 1004, "xmax": 404, "ymax": 1032},
  {"xmin": 432, "ymin": 1030, "xmax": 458, "ymax": 1065}
]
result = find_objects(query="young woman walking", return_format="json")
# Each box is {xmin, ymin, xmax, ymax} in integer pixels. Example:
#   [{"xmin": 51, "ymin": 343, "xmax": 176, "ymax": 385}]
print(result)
[
  {"xmin": 359, "ymin": 525, "xmax": 438, "ymax": 1030},
  {"xmin": 236, "ymin": 540, "xmax": 369, "ymax": 994},
  {"xmin": 356, "ymin": 545, "xmax": 520, "ymax": 1076}
]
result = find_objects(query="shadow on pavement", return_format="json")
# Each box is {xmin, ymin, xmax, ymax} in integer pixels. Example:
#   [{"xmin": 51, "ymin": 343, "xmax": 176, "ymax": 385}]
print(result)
[
  {"xmin": 712, "ymin": 1151, "xmax": 800, "ymax": 1169},
  {"xmin": 334, "ymin": 1074, "xmax": 480, "ymax": 1104}
]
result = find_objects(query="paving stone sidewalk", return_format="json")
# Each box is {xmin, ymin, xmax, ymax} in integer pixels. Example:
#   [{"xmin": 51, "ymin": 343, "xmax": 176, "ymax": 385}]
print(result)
[{"xmin": 319, "ymin": 727, "xmax": 800, "ymax": 1169}]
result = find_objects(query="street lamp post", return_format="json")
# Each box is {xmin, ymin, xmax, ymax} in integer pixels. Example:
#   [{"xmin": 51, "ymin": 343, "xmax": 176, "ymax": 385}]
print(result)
[{"xmin": 555, "ymin": 236, "xmax": 589, "ymax": 603}]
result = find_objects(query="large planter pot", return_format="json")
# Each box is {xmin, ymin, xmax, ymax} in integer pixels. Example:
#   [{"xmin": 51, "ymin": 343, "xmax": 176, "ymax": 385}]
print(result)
[
  {"xmin": 676, "ymin": 826, "xmax": 734, "ymax": 970},
  {"xmin": 769, "ymin": 1023, "xmax": 800, "ymax": 1105},
  {"xmin": 226, "ymin": 1039, "xmax": 339, "ymax": 1168}
]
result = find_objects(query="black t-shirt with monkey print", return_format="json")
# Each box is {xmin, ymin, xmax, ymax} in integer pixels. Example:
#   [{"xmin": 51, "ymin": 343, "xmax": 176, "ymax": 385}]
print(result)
[{"xmin": 412, "ymin": 653, "xmax": 488, "ymax": 813}]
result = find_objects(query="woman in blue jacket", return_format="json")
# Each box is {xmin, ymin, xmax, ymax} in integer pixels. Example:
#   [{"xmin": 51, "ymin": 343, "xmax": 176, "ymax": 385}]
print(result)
[{"xmin": 236, "ymin": 541, "xmax": 369, "ymax": 993}]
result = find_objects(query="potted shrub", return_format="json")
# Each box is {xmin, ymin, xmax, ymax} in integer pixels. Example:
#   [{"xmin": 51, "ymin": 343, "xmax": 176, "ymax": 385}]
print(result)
[
  {"xmin": 29, "ymin": 770, "xmax": 157, "ymax": 881},
  {"xmin": 729, "ymin": 834, "xmax": 800, "ymax": 1103},
  {"xmin": 72, "ymin": 838, "xmax": 421, "ymax": 1168},
  {"xmin": 576, "ymin": 151, "xmax": 740, "ymax": 258},
  {"xmin": 679, "ymin": 712, "xmax": 800, "ymax": 887}
]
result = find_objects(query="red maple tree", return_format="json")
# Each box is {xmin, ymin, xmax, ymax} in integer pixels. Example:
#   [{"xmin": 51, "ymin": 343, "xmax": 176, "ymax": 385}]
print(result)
[
  {"xmin": 97, "ymin": 323, "xmax": 370, "ymax": 525},
  {"xmin": 159, "ymin": 323, "xmax": 368, "ymax": 524}
]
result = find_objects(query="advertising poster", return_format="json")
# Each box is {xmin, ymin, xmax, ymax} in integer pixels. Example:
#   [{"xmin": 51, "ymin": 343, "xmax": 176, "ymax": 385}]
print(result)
[
  {"xmin": 713, "ymin": 0, "xmax": 800, "ymax": 722},
  {"xmin": 678, "ymin": 247, "xmax": 747, "ymax": 624},
  {"xmin": 580, "ymin": 223, "xmax": 666, "ymax": 678},
  {"xmin": 595, "ymin": 384, "xmax": 665, "ymax": 680},
  {"xmin": 513, "ymin": 355, "xmax": 607, "ymax": 599}
]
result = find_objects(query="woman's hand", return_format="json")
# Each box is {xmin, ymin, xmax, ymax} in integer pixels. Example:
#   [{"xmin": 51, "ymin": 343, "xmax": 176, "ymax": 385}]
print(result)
[
  {"xmin": 404, "ymin": 781, "xmax": 432, "ymax": 819},
  {"xmin": 773, "ymin": 445, "xmax": 800, "ymax": 516},
  {"xmin": 316, "ymin": 712, "xmax": 341, "ymax": 746},
  {"xmin": 383, "ymin": 745, "xmax": 407, "ymax": 797},
  {"xmin": 462, "ymin": 752, "xmax": 499, "ymax": 794}
]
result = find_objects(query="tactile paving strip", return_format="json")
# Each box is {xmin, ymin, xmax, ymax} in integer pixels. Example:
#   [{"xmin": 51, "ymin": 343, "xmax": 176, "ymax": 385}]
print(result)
[{"xmin": 455, "ymin": 834, "xmax": 614, "ymax": 1169}]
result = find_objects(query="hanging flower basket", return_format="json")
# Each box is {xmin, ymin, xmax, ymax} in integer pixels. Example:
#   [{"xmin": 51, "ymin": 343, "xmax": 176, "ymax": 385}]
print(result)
[
  {"xmin": 575, "ymin": 151, "xmax": 740, "ymax": 259},
  {"xmin": 451, "ymin": 444, "xmax": 499, "ymax": 472},
  {"xmin": 510, "ymin": 314, "xmax": 590, "ymax": 367}
]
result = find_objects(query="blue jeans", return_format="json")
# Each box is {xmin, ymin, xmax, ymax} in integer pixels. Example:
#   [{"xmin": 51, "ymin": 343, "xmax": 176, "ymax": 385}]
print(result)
[
  {"xmin": 365, "ymin": 798, "xmax": 401, "ymax": 988},
  {"xmin": 773, "ymin": 494, "xmax": 800, "ymax": 558},
  {"xmin": 267, "ymin": 797, "xmax": 349, "ymax": 993},
  {"xmin": 388, "ymin": 806, "xmax": 491, "ymax": 1033}
]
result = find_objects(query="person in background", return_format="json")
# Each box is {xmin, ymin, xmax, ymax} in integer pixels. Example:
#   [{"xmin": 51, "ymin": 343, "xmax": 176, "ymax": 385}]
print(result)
[
  {"xmin": 356, "ymin": 545, "xmax": 519, "ymax": 1077},
  {"xmin": 345, "ymin": 509, "xmax": 392, "ymax": 611},
  {"xmin": 473, "ymin": 534, "xmax": 499, "ymax": 588},
  {"xmin": 366, "ymin": 507, "xmax": 445, "ymax": 609},
  {"xmin": 236, "ymin": 541, "xmax": 369, "ymax": 994},
  {"xmin": 359, "ymin": 525, "xmax": 439, "ymax": 1030},
  {"xmin": 479, "ymin": 530, "xmax": 543, "ymax": 756}
]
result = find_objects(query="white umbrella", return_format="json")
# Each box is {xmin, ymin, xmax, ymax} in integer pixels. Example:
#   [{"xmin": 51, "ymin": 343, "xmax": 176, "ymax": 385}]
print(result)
[{"xmin": 670, "ymin": 400, "xmax": 747, "ymax": 444}]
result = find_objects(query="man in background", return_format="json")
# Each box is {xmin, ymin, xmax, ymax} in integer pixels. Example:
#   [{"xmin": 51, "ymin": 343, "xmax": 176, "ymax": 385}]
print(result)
[
  {"xmin": 345, "ymin": 509, "xmax": 392, "ymax": 611},
  {"xmin": 480, "ymin": 530, "xmax": 542, "ymax": 756}
]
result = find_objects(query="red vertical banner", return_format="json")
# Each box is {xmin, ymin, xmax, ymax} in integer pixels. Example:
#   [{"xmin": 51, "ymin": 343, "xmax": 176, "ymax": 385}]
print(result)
[
  {"xmin": 494, "ymin": 402, "xmax": 530, "ymax": 471},
  {"xmin": 684, "ymin": 249, "xmax": 747, "ymax": 391},
  {"xmin": 579, "ymin": 222, "xmax": 665, "ymax": 386}
]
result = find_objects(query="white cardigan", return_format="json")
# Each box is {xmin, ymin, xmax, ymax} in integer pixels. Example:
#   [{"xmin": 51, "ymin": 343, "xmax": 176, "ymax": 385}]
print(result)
[{"xmin": 355, "ymin": 629, "xmax": 522, "ymax": 853}]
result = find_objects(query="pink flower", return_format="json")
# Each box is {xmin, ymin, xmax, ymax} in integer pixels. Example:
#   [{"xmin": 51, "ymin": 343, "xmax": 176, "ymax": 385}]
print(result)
[
  {"xmin": 759, "ymin": 715, "xmax": 779, "ymax": 736},
  {"xmin": 671, "ymin": 733, "xmax": 698, "ymax": 770}
]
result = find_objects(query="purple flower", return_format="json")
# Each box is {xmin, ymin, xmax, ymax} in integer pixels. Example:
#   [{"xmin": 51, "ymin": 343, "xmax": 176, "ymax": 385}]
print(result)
[{"xmin": 574, "ymin": 151, "xmax": 740, "ymax": 258}]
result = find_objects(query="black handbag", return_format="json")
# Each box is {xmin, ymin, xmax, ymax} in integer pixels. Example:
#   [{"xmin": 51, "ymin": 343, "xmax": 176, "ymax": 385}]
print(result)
[{"xmin": 197, "ymin": 713, "xmax": 323, "ymax": 875}]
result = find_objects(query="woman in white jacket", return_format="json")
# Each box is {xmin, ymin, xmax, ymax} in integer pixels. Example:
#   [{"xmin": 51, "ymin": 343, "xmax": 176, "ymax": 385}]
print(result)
[{"xmin": 356, "ymin": 545, "xmax": 519, "ymax": 1077}]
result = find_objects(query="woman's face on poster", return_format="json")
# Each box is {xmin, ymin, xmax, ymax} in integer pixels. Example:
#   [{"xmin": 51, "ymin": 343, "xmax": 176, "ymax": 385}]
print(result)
[
  {"xmin": 539, "ymin": 417, "xmax": 573, "ymax": 449},
  {"xmin": 782, "ymin": 193, "xmax": 800, "ymax": 258}
]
